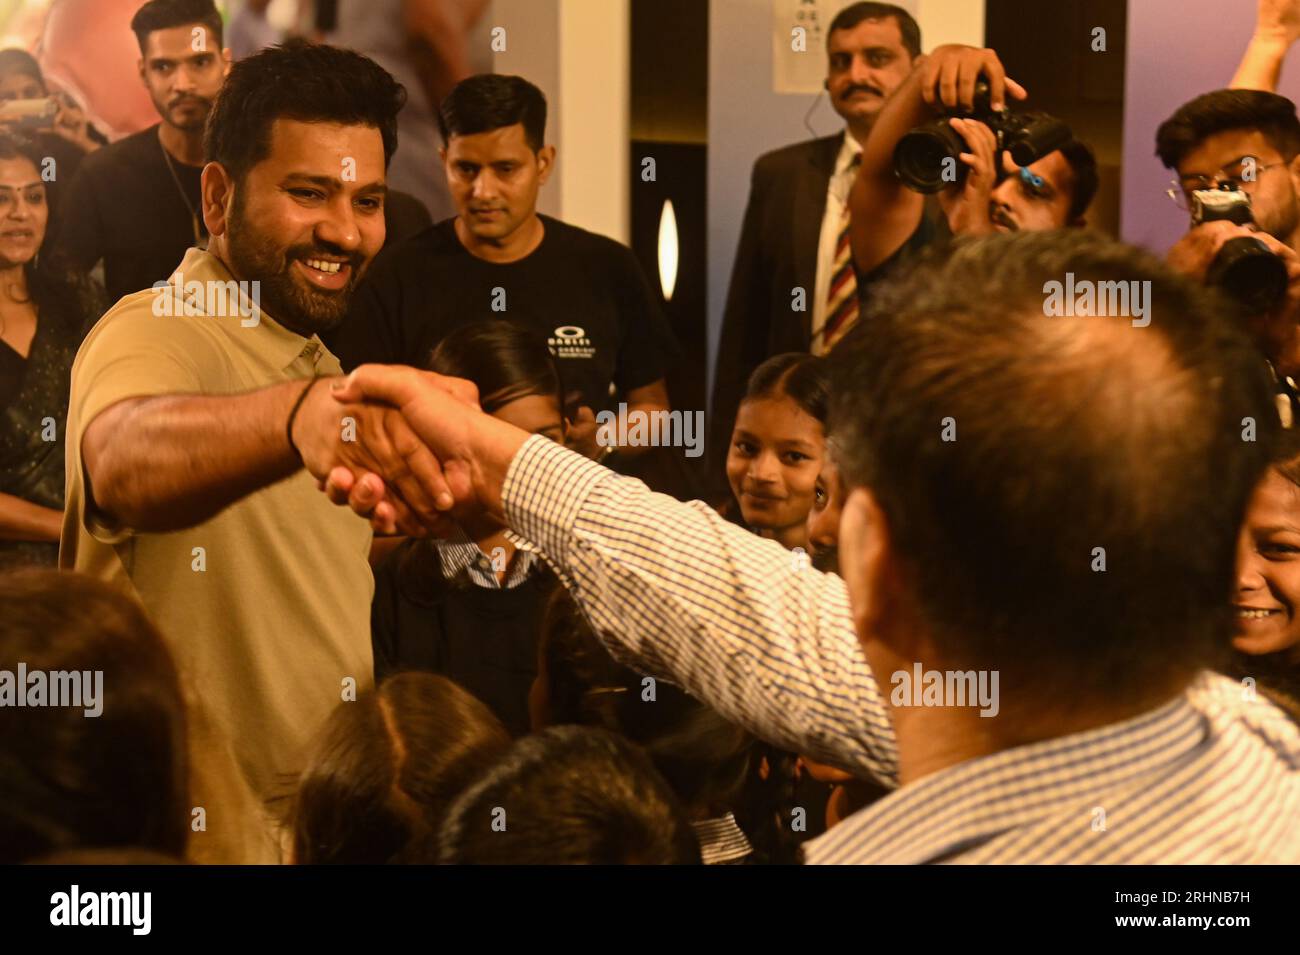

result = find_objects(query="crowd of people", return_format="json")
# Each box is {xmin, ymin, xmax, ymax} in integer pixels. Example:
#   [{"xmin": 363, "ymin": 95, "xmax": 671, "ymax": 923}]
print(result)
[{"xmin": 1, "ymin": 0, "xmax": 1299, "ymax": 865}]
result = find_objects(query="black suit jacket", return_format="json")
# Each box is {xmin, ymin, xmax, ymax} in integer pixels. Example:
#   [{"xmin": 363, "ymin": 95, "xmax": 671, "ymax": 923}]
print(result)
[{"xmin": 709, "ymin": 134, "xmax": 843, "ymax": 495}]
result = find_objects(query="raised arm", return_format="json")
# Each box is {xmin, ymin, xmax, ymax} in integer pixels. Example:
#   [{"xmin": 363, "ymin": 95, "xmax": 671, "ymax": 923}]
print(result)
[
  {"xmin": 1231, "ymin": 0, "xmax": 1300, "ymax": 91},
  {"xmin": 849, "ymin": 45, "xmax": 1026, "ymax": 274}
]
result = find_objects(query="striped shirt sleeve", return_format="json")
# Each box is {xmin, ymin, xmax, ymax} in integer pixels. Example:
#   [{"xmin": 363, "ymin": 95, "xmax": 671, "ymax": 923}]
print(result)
[{"xmin": 503, "ymin": 435, "xmax": 899, "ymax": 784}]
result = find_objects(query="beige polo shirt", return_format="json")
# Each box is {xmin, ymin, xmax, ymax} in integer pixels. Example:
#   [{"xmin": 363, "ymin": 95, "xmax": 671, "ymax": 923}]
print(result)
[{"xmin": 60, "ymin": 248, "xmax": 374, "ymax": 807}]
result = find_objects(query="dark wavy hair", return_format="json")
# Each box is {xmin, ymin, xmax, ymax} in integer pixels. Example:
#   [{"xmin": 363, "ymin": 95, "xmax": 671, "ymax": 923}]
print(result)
[
  {"xmin": 0, "ymin": 570, "xmax": 189, "ymax": 863},
  {"xmin": 288, "ymin": 672, "xmax": 510, "ymax": 864},
  {"xmin": 1156, "ymin": 89, "xmax": 1300, "ymax": 170}
]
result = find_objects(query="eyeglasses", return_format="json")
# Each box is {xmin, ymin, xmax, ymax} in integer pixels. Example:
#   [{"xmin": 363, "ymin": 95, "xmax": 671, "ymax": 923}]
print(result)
[{"xmin": 1166, "ymin": 160, "xmax": 1290, "ymax": 210}]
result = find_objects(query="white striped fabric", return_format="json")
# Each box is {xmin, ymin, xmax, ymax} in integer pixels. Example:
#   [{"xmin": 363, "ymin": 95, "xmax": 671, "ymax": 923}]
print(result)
[{"xmin": 501, "ymin": 436, "xmax": 1300, "ymax": 864}]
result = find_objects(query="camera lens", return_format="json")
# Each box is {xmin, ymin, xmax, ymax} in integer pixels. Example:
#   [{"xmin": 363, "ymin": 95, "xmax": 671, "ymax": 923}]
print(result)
[
  {"xmin": 1207, "ymin": 236, "xmax": 1289, "ymax": 314},
  {"xmin": 894, "ymin": 123, "xmax": 966, "ymax": 194}
]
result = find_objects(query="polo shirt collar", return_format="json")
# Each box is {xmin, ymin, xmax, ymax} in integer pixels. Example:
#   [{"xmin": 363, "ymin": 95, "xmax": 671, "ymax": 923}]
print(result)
[
  {"xmin": 804, "ymin": 689, "xmax": 1206, "ymax": 864},
  {"xmin": 164, "ymin": 247, "xmax": 325, "ymax": 372}
]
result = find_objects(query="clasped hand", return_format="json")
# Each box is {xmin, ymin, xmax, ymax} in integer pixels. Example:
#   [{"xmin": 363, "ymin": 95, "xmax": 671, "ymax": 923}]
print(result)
[{"xmin": 290, "ymin": 367, "xmax": 483, "ymax": 536}]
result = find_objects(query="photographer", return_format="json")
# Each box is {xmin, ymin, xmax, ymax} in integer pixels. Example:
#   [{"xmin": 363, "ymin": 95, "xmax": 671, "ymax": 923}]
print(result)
[
  {"xmin": 1158, "ymin": 90, "xmax": 1300, "ymax": 417},
  {"xmin": 848, "ymin": 44, "xmax": 1097, "ymax": 278}
]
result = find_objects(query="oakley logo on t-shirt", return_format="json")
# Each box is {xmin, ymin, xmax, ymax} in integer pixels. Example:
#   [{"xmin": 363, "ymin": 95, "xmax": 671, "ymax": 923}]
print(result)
[{"xmin": 548, "ymin": 325, "xmax": 595, "ymax": 359}]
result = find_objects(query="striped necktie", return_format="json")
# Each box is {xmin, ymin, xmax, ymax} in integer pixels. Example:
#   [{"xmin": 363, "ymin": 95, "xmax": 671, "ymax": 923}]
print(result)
[{"xmin": 815, "ymin": 154, "xmax": 861, "ymax": 355}]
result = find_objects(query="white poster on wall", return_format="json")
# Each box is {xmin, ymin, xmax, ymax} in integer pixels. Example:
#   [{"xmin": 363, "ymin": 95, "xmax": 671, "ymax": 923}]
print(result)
[{"xmin": 772, "ymin": 0, "xmax": 839, "ymax": 93}]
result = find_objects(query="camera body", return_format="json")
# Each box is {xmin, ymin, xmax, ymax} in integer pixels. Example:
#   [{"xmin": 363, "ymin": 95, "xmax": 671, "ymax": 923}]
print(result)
[
  {"xmin": 894, "ymin": 79, "xmax": 1072, "ymax": 194},
  {"xmin": 1190, "ymin": 188, "xmax": 1289, "ymax": 314}
]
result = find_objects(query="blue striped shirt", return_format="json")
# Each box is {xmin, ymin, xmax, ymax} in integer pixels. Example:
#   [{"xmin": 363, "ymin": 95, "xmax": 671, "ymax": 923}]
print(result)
[{"xmin": 502, "ymin": 436, "xmax": 1300, "ymax": 863}]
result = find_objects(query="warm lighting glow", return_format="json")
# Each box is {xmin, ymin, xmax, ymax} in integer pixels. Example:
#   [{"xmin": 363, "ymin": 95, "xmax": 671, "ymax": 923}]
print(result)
[{"xmin": 657, "ymin": 199, "xmax": 679, "ymax": 301}]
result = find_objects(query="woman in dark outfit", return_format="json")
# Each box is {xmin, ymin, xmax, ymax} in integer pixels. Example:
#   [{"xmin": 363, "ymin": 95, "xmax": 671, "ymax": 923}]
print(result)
[
  {"xmin": 371, "ymin": 321, "xmax": 568, "ymax": 736},
  {"xmin": 0, "ymin": 131, "xmax": 103, "ymax": 569}
]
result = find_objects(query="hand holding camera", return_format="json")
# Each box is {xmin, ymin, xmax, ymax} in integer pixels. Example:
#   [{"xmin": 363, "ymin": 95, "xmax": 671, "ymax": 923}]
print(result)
[
  {"xmin": 1166, "ymin": 189, "xmax": 1291, "ymax": 314},
  {"xmin": 894, "ymin": 45, "xmax": 1072, "ymax": 195}
]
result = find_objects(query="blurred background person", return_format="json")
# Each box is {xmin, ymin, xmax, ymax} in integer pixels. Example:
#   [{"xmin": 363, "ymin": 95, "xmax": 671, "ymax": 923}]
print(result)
[
  {"xmin": 0, "ymin": 570, "xmax": 189, "ymax": 863},
  {"xmin": 0, "ymin": 130, "xmax": 102, "ymax": 571},
  {"xmin": 1232, "ymin": 430, "xmax": 1300, "ymax": 719},
  {"xmin": 36, "ymin": 0, "xmax": 164, "ymax": 141},
  {"xmin": 48, "ymin": 0, "xmax": 230, "ymax": 301},
  {"xmin": 0, "ymin": 48, "xmax": 102, "ymax": 220},
  {"xmin": 372, "ymin": 321, "xmax": 566, "ymax": 736},
  {"xmin": 438, "ymin": 725, "xmax": 701, "ymax": 865},
  {"xmin": 288, "ymin": 672, "xmax": 510, "ymax": 864},
  {"xmin": 327, "ymin": 0, "xmax": 491, "ymax": 222},
  {"xmin": 532, "ymin": 588, "xmax": 759, "ymax": 864}
]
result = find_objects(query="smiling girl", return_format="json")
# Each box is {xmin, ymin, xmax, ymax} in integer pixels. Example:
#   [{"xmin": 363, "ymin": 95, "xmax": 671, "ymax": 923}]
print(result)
[
  {"xmin": 725, "ymin": 353, "xmax": 829, "ymax": 552},
  {"xmin": 1232, "ymin": 434, "xmax": 1300, "ymax": 715}
]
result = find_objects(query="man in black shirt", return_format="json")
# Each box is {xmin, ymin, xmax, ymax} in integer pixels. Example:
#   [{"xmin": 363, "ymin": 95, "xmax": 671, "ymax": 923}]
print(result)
[
  {"xmin": 49, "ymin": 0, "xmax": 229, "ymax": 302},
  {"xmin": 331, "ymin": 74, "xmax": 677, "ymax": 459}
]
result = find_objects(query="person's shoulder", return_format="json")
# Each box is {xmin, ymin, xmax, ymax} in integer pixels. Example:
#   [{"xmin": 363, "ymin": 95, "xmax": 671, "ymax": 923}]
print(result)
[
  {"xmin": 542, "ymin": 215, "xmax": 635, "ymax": 262},
  {"xmin": 74, "ymin": 124, "xmax": 161, "ymax": 178},
  {"xmin": 753, "ymin": 134, "xmax": 841, "ymax": 176}
]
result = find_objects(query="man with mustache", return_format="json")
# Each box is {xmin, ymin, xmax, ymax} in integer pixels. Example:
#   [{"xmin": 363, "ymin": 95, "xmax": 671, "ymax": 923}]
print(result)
[
  {"xmin": 49, "ymin": 0, "xmax": 228, "ymax": 302},
  {"xmin": 710, "ymin": 3, "xmax": 919, "ymax": 503},
  {"xmin": 59, "ymin": 41, "xmax": 458, "ymax": 838}
]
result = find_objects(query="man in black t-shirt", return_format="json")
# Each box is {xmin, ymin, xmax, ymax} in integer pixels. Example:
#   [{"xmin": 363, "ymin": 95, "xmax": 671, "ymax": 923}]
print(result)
[
  {"xmin": 48, "ymin": 0, "xmax": 231, "ymax": 303},
  {"xmin": 331, "ymin": 73, "xmax": 677, "ymax": 459}
]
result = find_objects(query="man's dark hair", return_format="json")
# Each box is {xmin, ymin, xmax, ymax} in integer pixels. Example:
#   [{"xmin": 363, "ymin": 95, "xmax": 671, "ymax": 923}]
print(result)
[
  {"xmin": 0, "ymin": 570, "xmax": 189, "ymax": 863},
  {"xmin": 1059, "ymin": 137, "xmax": 1099, "ymax": 222},
  {"xmin": 130, "ymin": 0, "xmax": 223, "ymax": 54},
  {"xmin": 1156, "ymin": 89, "xmax": 1300, "ymax": 170},
  {"xmin": 204, "ymin": 40, "xmax": 406, "ymax": 184},
  {"xmin": 828, "ymin": 2, "xmax": 921, "ymax": 59},
  {"xmin": 827, "ymin": 230, "xmax": 1279, "ymax": 709},
  {"xmin": 436, "ymin": 74, "xmax": 547, "ymax": 151},
  {"xmin": 289, "ymin": 672, "xmax": 510, "ymax": 864},
  {"xmin": 438, "ymin": 726, "xmax": 701, "ymax": 864}
]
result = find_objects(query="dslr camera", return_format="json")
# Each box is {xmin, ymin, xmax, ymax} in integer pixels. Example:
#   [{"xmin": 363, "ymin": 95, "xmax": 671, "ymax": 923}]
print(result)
[
  {"xmin": 894, "ymin": 77, "xmax": 1072, "ymax": 194},
  {"xmin": 1189, "ymin": 188, "xmax": 1288, "ymax": 314}
]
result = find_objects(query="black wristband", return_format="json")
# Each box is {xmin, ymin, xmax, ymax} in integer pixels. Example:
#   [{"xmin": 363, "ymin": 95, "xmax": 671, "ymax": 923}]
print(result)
[{"xmin": 286, "ymin": 377, "xmax": 321, "ymax": 463}]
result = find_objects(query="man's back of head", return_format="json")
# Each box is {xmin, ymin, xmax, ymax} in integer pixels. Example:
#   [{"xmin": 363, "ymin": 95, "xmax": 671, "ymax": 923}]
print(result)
[{"xmin": 828, "ymin": 230, "xmax": 1278, "ymax": 720}]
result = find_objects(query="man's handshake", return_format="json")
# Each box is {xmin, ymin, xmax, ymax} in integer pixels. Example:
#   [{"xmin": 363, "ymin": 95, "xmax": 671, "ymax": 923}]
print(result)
[{"xmin": 303, "ymin": 366, "xmax": 534, "ymax": 537}]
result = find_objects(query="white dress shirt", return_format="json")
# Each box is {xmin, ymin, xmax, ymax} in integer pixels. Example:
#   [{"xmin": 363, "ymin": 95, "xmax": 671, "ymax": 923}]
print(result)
[
  {"xmin": 501, "ymin": 435, "xmax": 1300, "ymax": 864},
  {"xmin": 811, "ymin": 131, "xmax": 864, "ymax": 343}
]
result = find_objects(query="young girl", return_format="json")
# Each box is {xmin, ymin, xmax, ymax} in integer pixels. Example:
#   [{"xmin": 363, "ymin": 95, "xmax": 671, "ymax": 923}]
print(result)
[
  {"xmin": 370, "ymin": 320, "xmax": 566, "ymax": 736},
  {"xmin": 1232, "ymin": 434, "xmax": 1300, "ymax": 718},
  {"xmin": 726, "ymin": 353, "xmax": 830, "ymax": 552}
]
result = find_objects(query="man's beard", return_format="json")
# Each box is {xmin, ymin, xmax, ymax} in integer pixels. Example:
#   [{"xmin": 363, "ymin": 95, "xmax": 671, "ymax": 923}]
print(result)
[
  {"xmin": 226, "ymin": 190, "xmax": 363, "ymax": 337},
  {"xmin": 1259, "ymin": 188, "xmax": 1300, "ymax": 245},
  {"xmin": 158, "ymin": 93, "xmax": 213, "ymax": 133}
]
